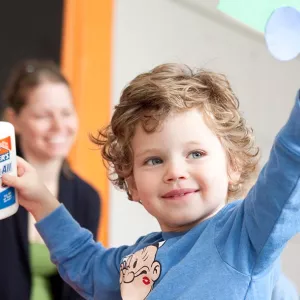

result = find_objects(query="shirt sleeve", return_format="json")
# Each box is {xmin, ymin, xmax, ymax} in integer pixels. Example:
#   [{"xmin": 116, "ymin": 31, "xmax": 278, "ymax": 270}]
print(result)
[
  {"xmin": 36, "ymin": 204, "xmax": 132, "ymax": 300},
  {"xmin": 215, "ymin": 90, "xmax": 300, "ymax": 275},
  {"xmin": 271, "ymin": 273, "xmax": 299, "ymax": 300}
]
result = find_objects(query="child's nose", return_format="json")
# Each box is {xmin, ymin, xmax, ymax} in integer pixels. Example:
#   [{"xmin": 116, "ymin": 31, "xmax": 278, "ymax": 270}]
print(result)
[{"xmin": 163, "ymin": 161, "xmax": 189, "ymax": 183}]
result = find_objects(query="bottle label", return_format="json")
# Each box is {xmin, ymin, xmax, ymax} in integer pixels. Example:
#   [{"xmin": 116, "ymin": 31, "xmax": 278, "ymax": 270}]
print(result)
[
  {"xmin": 0, "ymin": 188, "xmax": 16, "ymax": 209},
  {"xmin": 0, "ymin": 136, "xmax": 16, "ymax": 209}
]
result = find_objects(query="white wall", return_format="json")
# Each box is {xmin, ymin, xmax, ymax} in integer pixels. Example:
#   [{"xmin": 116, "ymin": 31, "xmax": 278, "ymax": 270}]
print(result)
[{"xmin": 109, "ymin": 0, "xmax": 300, "ymax": 290}]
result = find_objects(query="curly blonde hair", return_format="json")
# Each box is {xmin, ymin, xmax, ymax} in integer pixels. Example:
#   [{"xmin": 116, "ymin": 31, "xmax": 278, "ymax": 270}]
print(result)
[{"xmin": 92, "ymin": 63, "xmax": 260, "ymax": 201}]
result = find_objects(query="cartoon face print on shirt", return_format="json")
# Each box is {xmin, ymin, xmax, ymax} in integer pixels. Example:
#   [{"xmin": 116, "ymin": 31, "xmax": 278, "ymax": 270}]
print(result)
[{"xmin": 120, "ymin": 243, "xmax": 163, "ymax": 300}]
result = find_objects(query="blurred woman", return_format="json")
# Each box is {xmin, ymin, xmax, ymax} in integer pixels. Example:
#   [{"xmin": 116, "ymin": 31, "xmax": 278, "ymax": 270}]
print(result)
[{"xmin": 0, "ymin": 59, "xmax": 101, "ymax": 300}]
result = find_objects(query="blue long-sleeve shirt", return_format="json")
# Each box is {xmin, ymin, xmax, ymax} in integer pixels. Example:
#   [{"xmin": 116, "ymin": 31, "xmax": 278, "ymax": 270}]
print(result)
[
  {"xmin": 36, "ymin": 91, "xmax": 300, "ymax": 300},
  {"xmin": 272, "ymin": 273, "xmax": 298, "ymax": 299}
]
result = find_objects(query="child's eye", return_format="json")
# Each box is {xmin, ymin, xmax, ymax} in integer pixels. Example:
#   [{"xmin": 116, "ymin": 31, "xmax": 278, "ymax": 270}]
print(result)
[
  {"xmin": 145, "ymin": 157, "xmax": 163, "ymax": 166},
  {"xmin": 188, "ymin": 151, "xmax": 205, "ymax": 159}
]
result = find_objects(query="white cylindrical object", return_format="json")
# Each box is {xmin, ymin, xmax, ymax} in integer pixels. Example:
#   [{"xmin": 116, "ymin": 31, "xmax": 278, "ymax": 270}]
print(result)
[{"xmin": 0, "ymin": 122, "xmax": 18, "ymax": 220}]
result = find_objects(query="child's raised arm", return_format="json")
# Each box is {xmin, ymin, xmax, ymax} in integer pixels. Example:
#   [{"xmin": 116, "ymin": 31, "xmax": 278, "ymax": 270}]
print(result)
[{"xmin": 216, "ymin": 91, "xmax": 300, "ymax": 275}]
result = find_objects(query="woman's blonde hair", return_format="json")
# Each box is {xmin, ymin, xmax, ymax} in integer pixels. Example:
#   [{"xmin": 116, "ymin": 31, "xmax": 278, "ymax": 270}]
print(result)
[{"xmin": 92, "ymin": 63, "xmax": 260, "ymax": 201}]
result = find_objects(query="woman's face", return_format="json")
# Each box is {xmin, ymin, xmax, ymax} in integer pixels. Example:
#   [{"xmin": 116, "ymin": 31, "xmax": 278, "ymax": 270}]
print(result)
[{"xmin": 13, "ymin": 81, "xmax": 78, "ymax": 162}]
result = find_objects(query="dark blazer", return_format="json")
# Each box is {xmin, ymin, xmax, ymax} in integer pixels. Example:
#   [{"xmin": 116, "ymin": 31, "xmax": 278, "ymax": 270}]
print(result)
[{"xmin": 0, "ymin": 170, "xmax": 101, "ymax": 300}]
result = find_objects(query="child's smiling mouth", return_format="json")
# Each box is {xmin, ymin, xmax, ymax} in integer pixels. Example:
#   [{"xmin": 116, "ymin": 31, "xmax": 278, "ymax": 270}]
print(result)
[{"xmin": 162, "ymin": 188, "xmax": 200, "ymax": 200}]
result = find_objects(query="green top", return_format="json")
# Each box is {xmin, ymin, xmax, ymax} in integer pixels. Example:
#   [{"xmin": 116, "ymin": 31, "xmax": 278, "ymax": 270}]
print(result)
[{"xmin": 29, "ymin": 243, "xmax": 57, "ymax": 300}]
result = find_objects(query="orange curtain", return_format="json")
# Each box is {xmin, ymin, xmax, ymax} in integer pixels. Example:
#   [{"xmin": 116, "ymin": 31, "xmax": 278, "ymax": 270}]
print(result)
[{"xmin": 61, "ymin": 0, "xmax": 112, "ymax": 246}]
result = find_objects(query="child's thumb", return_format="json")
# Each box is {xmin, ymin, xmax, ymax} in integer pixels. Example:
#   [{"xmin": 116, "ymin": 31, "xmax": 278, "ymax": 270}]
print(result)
[{"xmin": 2, "ymin": 174, "xmax": 20, "ymax": 189}]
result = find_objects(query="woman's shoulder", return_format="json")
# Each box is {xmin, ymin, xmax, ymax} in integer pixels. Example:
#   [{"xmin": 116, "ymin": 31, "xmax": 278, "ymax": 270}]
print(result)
[
  {"xmin": 60, "ymin": 170, "xmax": 101, "ymax": 203},
  {"xmin": 59, "ymin": 170, "xmax": 101, "ymax": 236}
]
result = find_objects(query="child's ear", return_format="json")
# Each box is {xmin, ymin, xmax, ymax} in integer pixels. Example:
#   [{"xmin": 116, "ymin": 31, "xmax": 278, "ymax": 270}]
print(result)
[
  {"xmin": 125, "ymin": 176, "xmax": 140, "ymax": 202},
  {"xmin": 229, "ymin": 172, "xmax": 240, "ymax": 185},
  {"xmin": 227, "ymin": 164, "xmax": 241, "ymax": 185}
]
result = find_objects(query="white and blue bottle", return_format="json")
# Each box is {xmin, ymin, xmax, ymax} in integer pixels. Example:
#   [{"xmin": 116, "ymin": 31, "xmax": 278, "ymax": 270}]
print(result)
[{"xmin": 0, "ymin": 122, "xmax": 18, "ymax": 220}]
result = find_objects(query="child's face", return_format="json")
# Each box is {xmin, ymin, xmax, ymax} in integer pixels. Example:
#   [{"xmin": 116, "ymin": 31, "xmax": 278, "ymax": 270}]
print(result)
[{"xmin": 130, "ymin": 108, "xmax": 232, "ymax": 232}]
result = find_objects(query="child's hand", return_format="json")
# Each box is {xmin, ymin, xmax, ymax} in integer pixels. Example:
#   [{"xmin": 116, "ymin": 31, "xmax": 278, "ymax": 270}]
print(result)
[{"xmin": 2, "ymin": 156, "xmax": 60, "ymax": 221}]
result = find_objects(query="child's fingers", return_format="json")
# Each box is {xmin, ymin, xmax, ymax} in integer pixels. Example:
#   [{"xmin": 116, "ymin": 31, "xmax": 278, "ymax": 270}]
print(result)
[
  {"xmin": 2, "ymin": 173, "xmax": 21, "ymax": 189},
  {"xmin": 16, "ymin": 156, "xmax": 34, "ymax": 172},
  {"xmin": 2, "ymin": 156, "xmax": 35, "ymax": 189},
  {"xmin": 14, "ymin": 156, "xmax": 34, "ymax": 177},
  {"xmin": 17, "ymin": 165, "xmax": 25, "ymax": 177}
]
